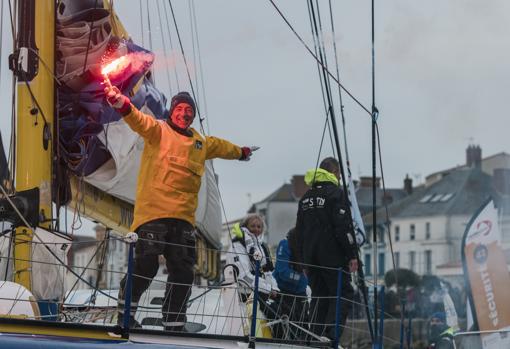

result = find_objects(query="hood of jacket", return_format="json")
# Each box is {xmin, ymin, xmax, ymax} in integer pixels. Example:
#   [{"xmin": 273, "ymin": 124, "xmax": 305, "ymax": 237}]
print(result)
[{"xmin": 304, "ymin": 168, "xmax": 339, "ymax": 186}]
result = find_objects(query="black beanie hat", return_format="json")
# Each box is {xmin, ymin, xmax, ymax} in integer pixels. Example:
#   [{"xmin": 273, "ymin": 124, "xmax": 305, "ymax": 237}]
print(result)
[{"xmin": 169, "ymin": 91, "xmax": 196, "ymax": 117}]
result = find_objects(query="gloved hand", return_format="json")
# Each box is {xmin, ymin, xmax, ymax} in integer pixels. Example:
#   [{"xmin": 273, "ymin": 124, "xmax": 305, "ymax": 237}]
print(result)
[
  {"xmin": 239, "ymin": 146, "xmax": 259, "ymax": 161},
  {"xmin": 104, "ymin": 81, "xmax": 130, "ymax": 113}
]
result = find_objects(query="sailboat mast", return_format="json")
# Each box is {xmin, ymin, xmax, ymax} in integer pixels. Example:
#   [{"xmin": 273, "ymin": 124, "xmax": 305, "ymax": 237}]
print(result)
[{"xmin": 13, "ymin": 0, "xmax": 55, "ymax": 290}]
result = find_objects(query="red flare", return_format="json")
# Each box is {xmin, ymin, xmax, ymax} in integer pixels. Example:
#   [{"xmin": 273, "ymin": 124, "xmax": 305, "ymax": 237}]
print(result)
[{"xmin": 101, "ymin": 55, "xmax": 129, "ymax": 77}]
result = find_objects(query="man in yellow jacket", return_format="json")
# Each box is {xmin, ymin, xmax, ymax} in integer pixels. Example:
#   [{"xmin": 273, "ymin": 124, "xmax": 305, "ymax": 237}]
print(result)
[{"xmin": 105, "ymin": 85, "xmax": 255, "ymax": 331}]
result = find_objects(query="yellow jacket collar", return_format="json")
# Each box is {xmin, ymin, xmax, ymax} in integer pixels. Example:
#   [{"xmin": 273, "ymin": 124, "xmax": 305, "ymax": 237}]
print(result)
[{"xmin": 304, "ymin": 168, "xmax": 339, "ymax": 186}]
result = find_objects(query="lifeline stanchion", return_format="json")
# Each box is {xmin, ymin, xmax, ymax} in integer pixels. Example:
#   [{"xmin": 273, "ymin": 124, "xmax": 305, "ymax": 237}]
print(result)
[
  {"xmin": 249, "ymin": 259, "xmax": 261, "ymax": 349},
  {"xmin": 406, "ymin": 310, "xmax": 413, "ymax": 349},
  {"xmin": 333, "ymin": 268, "xmax": 344, "ymax": 349},
  {"xmin": 122, "ymin": 236, "xmax": 136, "ymax": 337},
  {"xmin": 399, "ymin": 299, "xmax": 406, "ymax": 349},
  {"xmin": 377, "ymin": 285, "xmax": 385, "ymax": 348}
]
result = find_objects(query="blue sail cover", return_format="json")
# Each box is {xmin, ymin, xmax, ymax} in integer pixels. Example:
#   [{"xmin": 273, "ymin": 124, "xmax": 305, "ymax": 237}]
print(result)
[{"xmin": 57, "ymin": 6, "xmax": 167, "ymax": 176}]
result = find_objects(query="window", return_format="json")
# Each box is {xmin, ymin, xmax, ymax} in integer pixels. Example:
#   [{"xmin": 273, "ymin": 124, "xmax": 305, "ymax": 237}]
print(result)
[
  {"xmin": 378, "ymin": 253, "xmax": 385, "ymax": 276},
  {"xmin": 425, "ymin": 250, "xmax": 432, "ymax": 274},
  {"xmin": 419, "ymin": 194, "xmax": 433, "ymax": 203},
  {"xmin": 440, "ymin": 193, "xmax": 454, "ymax": 202},
  {"xmin": 395, "ymin": 252, "xmax": 400, "ymax": 268},
  {"xmin": 430, "ymin": 194, "xmax": 444, "ymax": 202},
  {"xmin": 364, "ymin": 254, "xmax": 371, "ymax": 276},
  {"xmin": 410, "ymin": 224, "xmax": 415, "ymax": 240},
  {"xmin": 409, "ymin": 251, "xmax": 416, "ymax": 271},
  {"xmin": 425, "ymin": 222, "xmax": 431, "ymax": 240},
  {"xmin": 395, "ymin": 225, "xmax": 400, "ymax": 242}
]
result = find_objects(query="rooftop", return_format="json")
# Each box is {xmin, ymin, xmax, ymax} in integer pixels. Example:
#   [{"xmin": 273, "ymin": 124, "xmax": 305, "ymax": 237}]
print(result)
[{"xmin": 363, "ymin": 167, "xmax": 497, "ymax": 224}]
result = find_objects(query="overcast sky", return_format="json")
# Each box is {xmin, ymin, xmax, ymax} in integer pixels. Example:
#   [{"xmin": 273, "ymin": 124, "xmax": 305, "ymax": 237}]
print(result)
[{"xmin": 1, "ymin": 0, "xmax": 509, "ymax": 227}]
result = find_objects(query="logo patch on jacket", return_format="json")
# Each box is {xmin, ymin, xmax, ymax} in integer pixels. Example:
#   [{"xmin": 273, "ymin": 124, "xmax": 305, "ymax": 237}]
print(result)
[
  {"xmin": 194, "ymin": 140, "xmax": 203, "ymax": 150},
  {"xmin": 301, "ymin": 196, "xmax": 326, "ymax": 210}
]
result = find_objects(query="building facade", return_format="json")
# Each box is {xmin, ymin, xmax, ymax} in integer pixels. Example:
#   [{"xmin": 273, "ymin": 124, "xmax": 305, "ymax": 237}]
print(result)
[{"xmin": 362, "ymin": 146, "xmax": 510, "ymax": 287}]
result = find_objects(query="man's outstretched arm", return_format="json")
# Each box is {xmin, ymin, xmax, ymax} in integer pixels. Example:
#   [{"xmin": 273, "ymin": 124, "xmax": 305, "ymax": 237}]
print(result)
[
  {"xmin": 204, "ymin": 135, "xmax": 259, "ymax": 161},
  {"xmin": 105, "ymin": 84, "xmax": 161, "ymax": 142}
]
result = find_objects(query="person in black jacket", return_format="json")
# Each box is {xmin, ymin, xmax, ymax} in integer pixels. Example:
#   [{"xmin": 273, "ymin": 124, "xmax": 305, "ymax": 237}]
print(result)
[
  {"xmin": 427, "ymin": 312, "xmax": 455, "ymax": 349},
  {"xmin": 295, "ymin": 157, "xmax": 358, "ymax": 341}
]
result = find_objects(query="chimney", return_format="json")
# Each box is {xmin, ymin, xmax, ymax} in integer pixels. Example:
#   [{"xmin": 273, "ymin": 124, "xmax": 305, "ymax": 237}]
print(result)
[
  {"xmin": 493, "ymin": 168, "xmax": 510, "ymax": 195},
  {"xmin": 291, "ymin": 175, "xmax": 308, "ymax": 199},
  {"xmin": 359, "ymin": 176, "xmax": 381, "ymax": 188},
  {"xmin": 382, "ymin": 192, "xmax": 393, "ymax": 205},
  {"xmin": 466, "ymin": 145, "xmax": 482, "ymax": 168},
  {"xmin": 404, "ymin": 174, "xmax": 413, "ymax": 195}
]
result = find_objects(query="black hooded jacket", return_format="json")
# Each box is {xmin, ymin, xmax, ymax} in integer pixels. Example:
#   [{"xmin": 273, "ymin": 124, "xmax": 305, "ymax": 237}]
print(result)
[{"xmin": 295, "ymin": 181, "xmax": 357, "ymax": 270}]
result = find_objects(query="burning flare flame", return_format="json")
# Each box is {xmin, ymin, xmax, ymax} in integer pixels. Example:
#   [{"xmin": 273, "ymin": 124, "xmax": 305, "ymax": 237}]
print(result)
[
  {"xmin": 100, "ymin": 52, "xmax": 153, "ymax": 89},
  {"xmin": 101, "ymin": 55, "xmax": 129, "ymax": 77}
]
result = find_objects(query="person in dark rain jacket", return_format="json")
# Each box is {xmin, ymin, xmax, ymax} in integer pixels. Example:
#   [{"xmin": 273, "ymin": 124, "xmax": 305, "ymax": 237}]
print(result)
[{"xmin": 295, "ymin": 157, "xmax": 358, "ymax": 341}]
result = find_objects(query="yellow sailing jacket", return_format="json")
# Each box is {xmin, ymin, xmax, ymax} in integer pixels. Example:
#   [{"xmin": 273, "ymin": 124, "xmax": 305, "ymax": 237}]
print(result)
[{"xmin": 123, "ymin": 105, "xmax": 242, "ymax": 231}]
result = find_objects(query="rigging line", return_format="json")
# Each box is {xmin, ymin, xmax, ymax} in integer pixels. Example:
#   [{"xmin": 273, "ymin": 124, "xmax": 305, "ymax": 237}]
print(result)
[
  {"xmin": 306, "ymin": 0, "xmax": 328, "ymax": 124},
  {"xmin": 308, "ymin": 0, "xmax": 375, "ymax": 342},
  {"xmin": 70, "ymin": 177, "xmax": 84, "ymax": 232},
  {"xmin": 22, "ymin": 79, "xmax": 49, "ymax": 126},
  {"xmin": 0, "ymin": 183, "xmax": 116, "ymax": 302},
  {"xmin": 111, "ymin": 237, "xmax": 348, "ymax": 274},
  {"xmin": 308, "ymin": 0, "xmax": 337, "ymax": 160},
  {"xmin": 3, "ymin": 228, "xmax": 13, "ymax": 280},
  {"xmin": 375, "ymin": 122, "xmax": 405, "ymax": 320},
  {"xmin": 306, "ymin": 0, "xmax": 335, "ymax": 164},
  {"xmin": 306, "ymin": 0, "xmax": 331, "ymax": 154},
  {"xmin": 22, "ymin": 69, "xmax": 57, "ymax": 228},
  {"xmin": 62, "ymin": 238, "xmax": 107, "ymax": 305},
  {"xmin": 188, "ymin": 0, "xmax": 200, "ymax": 110},
  {"xmin": 155, "ymin": 0, "xmax": 173, "ymax": 96},
  {"xmin": 27, "ymin": 48, "xmax": 62, "ymax": 86},
  {"xmin": 267, "ymin": 0, "xmax": 371, "ymax": 116},
  {"xmin": 312, "ymin": 113, "xmax": 332, "ymax": 185},
  {"xmin": 327, "ymin": 0, "xmax": 350, "ymax": 167},
  {"xmin": 81, "ymin": 0, "xmax": 99, "ymax": 74},
  {"xmin": 139, "ymin": 0, "xmax": 145, "ymax": 48},
  {"xmin": 191, "ymin": 0, "xmax": 210, "ymax": 133},
  {"xmin": 163, "ymin": 0, "xmax": 180, "ymax": 90},
  {"xmin": 168, "ymin": 0, "xmax": 204, "ymax": 131},
  {"xmin": 6, "ymin": 283, "xmax": 26, "ymax": 316},
  {"xmin": 323, "ymin": 8, "xmax": 375, "ymax": 338},
  {"xmin": 311, "ymin": 0, "xmax": 337, "ymax": 158},
  {"xmin": 146, "ymin": 0, "xmax": 154, "ymax": 52},
  {"xmin": 370, "ymin": 0, "xmax": 379, "ymax": 341},
  {"xmin": 7, "ymin": 0, "xmax": 15, "ymax": 41},
  {"xmin": 91, "ymin": 229, "xmax": 110, "ymax": 305}
]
